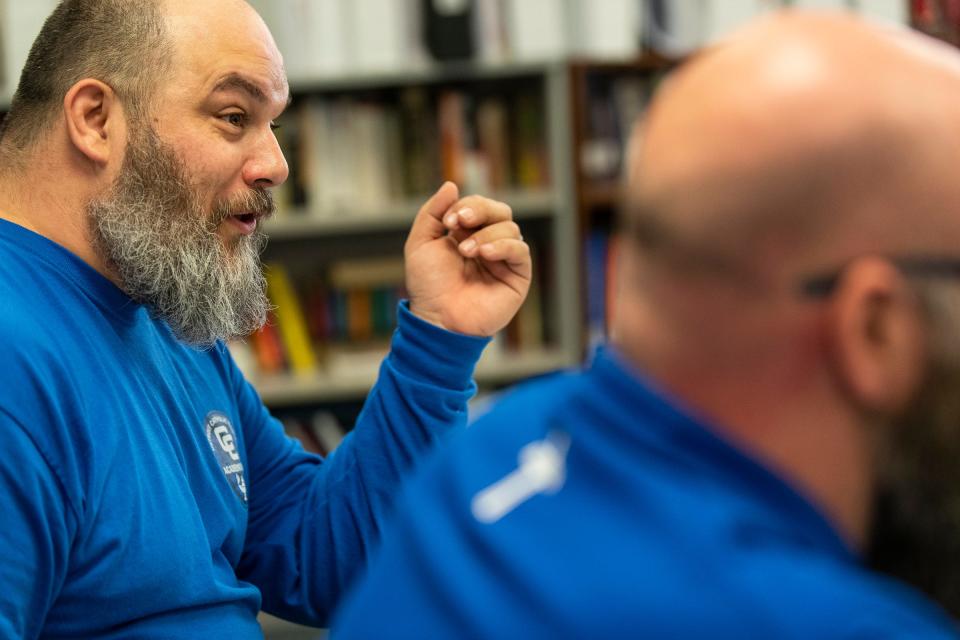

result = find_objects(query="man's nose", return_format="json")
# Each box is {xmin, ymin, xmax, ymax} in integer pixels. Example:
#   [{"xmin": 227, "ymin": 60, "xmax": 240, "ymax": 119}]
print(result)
[{"xmin": 243, "ymin": 130, "xmax": 289, "ymax": 188}]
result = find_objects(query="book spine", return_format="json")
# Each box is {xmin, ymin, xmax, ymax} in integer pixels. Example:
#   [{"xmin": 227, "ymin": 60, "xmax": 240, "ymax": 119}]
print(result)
[{"xmin": 265, "ymin": 264, "xmax": 318, "ymax": 375}]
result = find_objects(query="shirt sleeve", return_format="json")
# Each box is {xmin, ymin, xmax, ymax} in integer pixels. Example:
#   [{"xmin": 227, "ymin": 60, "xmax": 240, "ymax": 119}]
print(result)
[
  {"xmin": 233, "ymin": 301, "xmax": 489, "ymax": 626},
  {"xmin": 0, "ymin": 409, "xmax": 77, "ymax": 640}
]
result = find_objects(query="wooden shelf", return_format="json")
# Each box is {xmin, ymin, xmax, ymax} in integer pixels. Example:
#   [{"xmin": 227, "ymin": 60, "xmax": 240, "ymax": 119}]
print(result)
[
  {"xmin": 263, "ymin": 190, "xmax": 558, "ymax": 240},
  {"xmin": 287, "ymin": 56, "xmax": 676, "ymax": 95},
  {"xmin": 248, "ymin": 347, "xmax": 573, "ymax": 407},
  {"xmin": 568, "ymin": 53, "xmax": 678, "ymax": 76},
  {"xmin": 580, "ymin": 181, "xmax": 622, "ymax": 210},
  {"xmin": 287, "ymin": 60, "xmax": 562, "ymax": 94}
]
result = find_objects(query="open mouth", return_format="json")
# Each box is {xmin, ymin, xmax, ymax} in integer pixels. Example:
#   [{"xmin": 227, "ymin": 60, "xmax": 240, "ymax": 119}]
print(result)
[{"xmin": 228, "ymin": 213, "xmax": 259, "ymax": 235}]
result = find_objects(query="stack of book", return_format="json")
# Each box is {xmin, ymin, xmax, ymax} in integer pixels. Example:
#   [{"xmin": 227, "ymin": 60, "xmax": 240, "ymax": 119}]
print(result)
[
  {"xmin": 244, "ymin": 258, "xmax": 405, "ymax": 378},
  {"xmin": 584, "ymin": 230, "xmax": 620, "ymax": 350},
  {"xmin": 275, "ymin": 87, "xmax": 550, "ymax": 217},
  {"xmin": 580, "ymin": 74, "xmax": 655, "ymax": 183},
  {"xmin": 232, "ymin": 249, "xmax": 553, "ymax": 381}
]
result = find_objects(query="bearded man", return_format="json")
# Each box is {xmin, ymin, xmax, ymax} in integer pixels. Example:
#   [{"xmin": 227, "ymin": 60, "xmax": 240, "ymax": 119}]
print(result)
[
  {"xmin": 334, "ymin": 11, "xmax": 960, "ymax": 639},
  {"xmin": 0, "ymin": 0, "xmax": 530, "ymax": 637}
]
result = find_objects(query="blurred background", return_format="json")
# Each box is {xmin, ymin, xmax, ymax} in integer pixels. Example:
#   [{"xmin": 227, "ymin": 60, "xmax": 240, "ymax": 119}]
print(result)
[{"xmin": 0, "ymin": 0, "xmax": 951, "ymax": 636}]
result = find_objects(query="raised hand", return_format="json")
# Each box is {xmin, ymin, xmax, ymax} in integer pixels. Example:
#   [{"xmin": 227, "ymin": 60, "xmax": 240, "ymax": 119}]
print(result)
[{"xmin": 405, "ymin": 182, "xmax": 532, "ymax": 337}]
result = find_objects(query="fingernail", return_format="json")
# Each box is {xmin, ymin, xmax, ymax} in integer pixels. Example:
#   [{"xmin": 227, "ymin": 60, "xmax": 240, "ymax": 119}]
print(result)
[
  {"xmin": 458, "ymin": 208, "xmax": 475, "ymax": 224},
  {"xmin": 444, "ymin": 213, "xmax": 458, "ymax": 227},
  {"xmin": 460, "ymin": 239, "xmax": 477, "ymax": 253}
]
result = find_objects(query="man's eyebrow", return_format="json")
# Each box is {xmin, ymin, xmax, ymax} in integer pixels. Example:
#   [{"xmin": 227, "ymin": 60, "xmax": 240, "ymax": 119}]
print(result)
[{"xmin": 213, "ymin": 73, "xmax": 290, "ymax": 107}]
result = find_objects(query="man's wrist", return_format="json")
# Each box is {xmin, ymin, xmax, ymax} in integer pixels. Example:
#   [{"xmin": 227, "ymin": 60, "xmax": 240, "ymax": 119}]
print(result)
[
  {"xmin": 407, "ymin": 301, "xmax": 449, "ymax": 333},
  {"xmin": 389, "ymin": 300, "xmax": 490, "ymax": 389}
]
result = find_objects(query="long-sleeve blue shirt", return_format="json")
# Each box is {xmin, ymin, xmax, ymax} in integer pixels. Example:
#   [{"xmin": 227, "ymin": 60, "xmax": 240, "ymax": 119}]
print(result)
[
  {"xmin": 0, "ymin": 219, "xmax": 488, "ymax": 638},
  {"xmin": 333, "ymin": 348, "xmax": 958, "ymax": 639}
]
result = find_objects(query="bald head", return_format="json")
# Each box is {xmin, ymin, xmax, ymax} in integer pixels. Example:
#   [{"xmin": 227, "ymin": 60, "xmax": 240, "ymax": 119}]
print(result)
[
  {"xmin": 625, "ymin": 11, "xmax": 960, "ymax": 288},
  {"xmin": 162, "ymin": 0, "xmax": 283, "ymax": 74}
]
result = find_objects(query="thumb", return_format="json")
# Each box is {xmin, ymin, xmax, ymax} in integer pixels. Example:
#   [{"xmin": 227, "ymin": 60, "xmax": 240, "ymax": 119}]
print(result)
[{"xmin": 406, "ymin": 182, "xmax": 460, "ymax": 250}]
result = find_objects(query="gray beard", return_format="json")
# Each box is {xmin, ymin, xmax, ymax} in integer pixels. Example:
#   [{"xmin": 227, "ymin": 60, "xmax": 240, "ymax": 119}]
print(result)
[{"xmin": 87, "ymin": 124, "xmax": 272, "ymax": 347}]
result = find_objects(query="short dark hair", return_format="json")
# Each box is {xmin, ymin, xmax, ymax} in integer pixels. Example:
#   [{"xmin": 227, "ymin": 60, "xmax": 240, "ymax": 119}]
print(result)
[{"xmin": 0, "ymin": 0, "xmax": 171, "ymax": 152}]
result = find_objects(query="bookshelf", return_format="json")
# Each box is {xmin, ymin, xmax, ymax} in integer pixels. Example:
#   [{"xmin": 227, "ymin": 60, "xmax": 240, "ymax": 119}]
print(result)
[
  {"xmin": 263, "ymin": 189, "xmax": 556, "ymax": 239},
  {"xmin": 236, "ymin": 60, "xmax": 586, "ymax": 410},
  {"xmin": 250, "ymin": 348, "xmax": 572, "ymax": 408},
  {"xmin": 568, "ymin": 60, "xmax": 673, "ymax": 351}
]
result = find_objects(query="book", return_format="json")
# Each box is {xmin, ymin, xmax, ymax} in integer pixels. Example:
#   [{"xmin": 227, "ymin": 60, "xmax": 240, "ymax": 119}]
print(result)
[
  {"xmin": 348, "ymin": 0, "xmax": 412, "ymax": 72},
  {"xmin": 476, "ymin": 98, "xmax": 510, "ymax": 192},
  {"xmin": 438, "ymin": 90, "xmax": 468, "ymax": 186},
  {"xmin": 501, "ymin": 245, "xmax": 547, "ymax": 354},
  {"xmin": 474, "ymin": 0, "xmax": 509, "ymax": 63},
  {"xmin": 512, "ymin": 91, "xmax": 550, "ymax": 189},
  {"xmin": 309, "ymin": 411, "xmax": 347, "ymax": 455},
  {"xmin": 399, "ymin": 87, "xmax": 442, "ymax": 198},
  {"xmin": 282, "ymin": 417, "xmax": 324, "ymax": 455},
  {"xmin": 346, "ymin": 289, "xmax": 374, "ymax": 343},
  {"xmin": 265, "ymin": 263, "xmax": 318, "ymax": 375},
  {"xmin": 226, "ymin": 339, "xmax": 257, "ymax": 379},
  {"xmin": 249, "ymin": 0, "xmax": 348, "ymax": 81},
  {"xmin": 585, "ymin": 230, "xmax": 609, "ymax": 350},
  {"xmin": 605, "ymin": 234, "xmax": 621, "ymax": 337},
  {"xmin": 328, "ymin": 256, "xmax": 406, "ymax": 289},
  {"xmin": 567, "ymin": 0, "xmax": 641, "ymax": 60},
  {"xmin": 504, "ymin": 0, "xmax": 566, "ymax": 61},
  {"xmin": 249, "ymin": 311, "xmax": 287, "ymax": 375}
]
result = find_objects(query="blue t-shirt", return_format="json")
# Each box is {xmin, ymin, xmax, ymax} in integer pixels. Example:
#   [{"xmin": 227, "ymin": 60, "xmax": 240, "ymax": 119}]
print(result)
[
  {"xmin": 0, "ymin": 219, "xmax": 488, "ymax": 638},
  {"xmin": 333, "ymin": 348, "xmax": 958, "ymax": 639}
]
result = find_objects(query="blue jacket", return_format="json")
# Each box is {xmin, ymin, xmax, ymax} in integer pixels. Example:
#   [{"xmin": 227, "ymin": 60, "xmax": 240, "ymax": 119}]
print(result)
[
  {"xmin": 333, "ymin": 348, "xmax": 958, "ymax": 639},
  {"xmin": 0, "ymin": 219, "xmax": 488, "ymax": 638}
]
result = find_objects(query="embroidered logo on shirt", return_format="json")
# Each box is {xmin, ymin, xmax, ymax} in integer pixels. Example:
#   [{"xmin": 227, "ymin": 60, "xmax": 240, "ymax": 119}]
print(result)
[
  {"xmin": 471, "ymin": 431, "xmax": 571, "ymax": 524},
  {"xmin": 205, "ymin": 411, "xmax": 248, "ymax": 506}
]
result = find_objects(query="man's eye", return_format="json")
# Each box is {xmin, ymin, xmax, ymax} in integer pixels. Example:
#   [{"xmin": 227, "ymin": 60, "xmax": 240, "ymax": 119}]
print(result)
[{"xmin": 223, "ymin": 113, "xmax": 246, "ymax": 127}]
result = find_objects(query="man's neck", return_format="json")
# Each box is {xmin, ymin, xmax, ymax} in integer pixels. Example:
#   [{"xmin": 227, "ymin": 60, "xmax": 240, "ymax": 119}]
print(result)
[
  {"xmin": 0, "ymin": 165, "xmax": 114, "ymax": 282},
  {"xmin": 613, "ymin": 289, "xmax": 873, "ymax": 552}
]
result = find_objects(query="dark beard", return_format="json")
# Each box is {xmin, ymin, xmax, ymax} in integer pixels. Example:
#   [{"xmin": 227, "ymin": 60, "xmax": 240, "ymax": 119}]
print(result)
[
  {"xmin": 87, "ymin": 122, "xmax": 274, "ymax": 347},
  {"xmin": 867, "ymin": 349, "xmax": 960, "ymax": 617}
]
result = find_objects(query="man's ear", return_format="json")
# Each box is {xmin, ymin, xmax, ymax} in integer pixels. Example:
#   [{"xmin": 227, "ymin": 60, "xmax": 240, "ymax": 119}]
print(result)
[
  {"xmin": 63, "ymin": 79, "xmax": 124, "ymax": 167},
  {"xmin": 827, "ymin": 256, "xmax": 926, "ymax": 414}
]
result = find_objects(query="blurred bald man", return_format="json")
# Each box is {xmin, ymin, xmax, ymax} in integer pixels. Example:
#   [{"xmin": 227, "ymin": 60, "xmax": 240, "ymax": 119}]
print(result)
[{"xmin": 333, "ymin": 11, "xmax": 960, "ymax": 638}]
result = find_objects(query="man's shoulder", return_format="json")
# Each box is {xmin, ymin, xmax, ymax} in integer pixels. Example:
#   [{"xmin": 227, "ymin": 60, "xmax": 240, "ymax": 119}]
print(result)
[{"xmin": 724, "ymin": 545, "xmax": 958, "ymax": 638}]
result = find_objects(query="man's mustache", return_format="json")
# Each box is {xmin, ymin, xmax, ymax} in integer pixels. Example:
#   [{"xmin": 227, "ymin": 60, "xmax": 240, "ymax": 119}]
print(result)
[{"xmin": 211, "ymin": 188, "xmax": 275, "ymax": 224}]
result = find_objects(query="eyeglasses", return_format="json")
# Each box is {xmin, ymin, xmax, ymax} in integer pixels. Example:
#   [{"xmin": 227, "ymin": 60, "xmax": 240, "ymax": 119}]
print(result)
[{"xmin": 800, "ymin": 258, "xmax": 960, "ymax": 298}]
